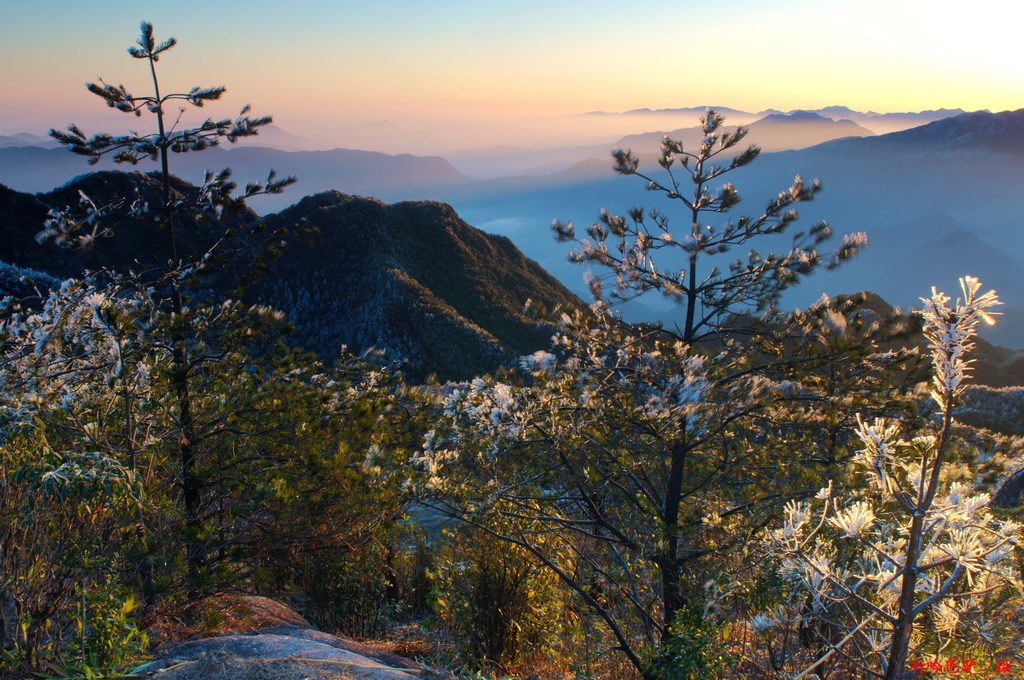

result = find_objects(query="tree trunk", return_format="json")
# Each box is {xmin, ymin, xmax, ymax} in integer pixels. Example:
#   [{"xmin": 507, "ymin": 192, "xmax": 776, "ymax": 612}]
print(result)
[
  {"xmin": 885, "ymin": 393, "xmax": 954, "ymax": 679},
  {"xmin": 150, "ymin": 54, "xmax": 203, "ymax": 592},
  {"xmin": 660, "ymin": 436, "xmax": 689, "ymax": 636},
  {"xmin": 171, "ymin": 280, "xmax": 202, "ymax": 592},
  {"xmin": 883, "ymin": 514, "xmax": 924, "ymax": 680}
]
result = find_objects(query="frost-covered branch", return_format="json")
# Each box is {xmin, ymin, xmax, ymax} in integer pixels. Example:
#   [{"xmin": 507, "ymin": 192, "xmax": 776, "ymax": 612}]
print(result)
[{"xmin": 759, "ymin": 277, "xmax": 1020, "ymax": 679}]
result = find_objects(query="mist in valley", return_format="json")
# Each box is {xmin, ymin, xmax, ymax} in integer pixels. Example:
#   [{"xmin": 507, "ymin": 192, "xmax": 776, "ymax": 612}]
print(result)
[{"xmin": 4, "ymin": 106, "xmax": 1024, "ymax": 346}]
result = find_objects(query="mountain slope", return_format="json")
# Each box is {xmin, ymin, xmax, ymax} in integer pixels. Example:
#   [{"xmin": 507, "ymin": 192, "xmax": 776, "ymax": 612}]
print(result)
[
  {"xmin": 805, "ymin": 109, "xmax": 1024, "ymax": 160},
  {"xmin": 258, "ymin": 191, "xmax": 582, "ymax": 379},
  {"xmin": 0, "ymin": 171, "xmax": 254, "ymax": 278},
  {"xmin": 0, "ymin": 173, "xmax": 583, "ymax": 381}
]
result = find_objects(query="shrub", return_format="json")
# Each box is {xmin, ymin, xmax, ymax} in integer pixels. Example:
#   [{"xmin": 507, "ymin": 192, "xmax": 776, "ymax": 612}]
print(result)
[{"xmin": 430, "ymin": 525, "xmax": 567, "ymax": 673}]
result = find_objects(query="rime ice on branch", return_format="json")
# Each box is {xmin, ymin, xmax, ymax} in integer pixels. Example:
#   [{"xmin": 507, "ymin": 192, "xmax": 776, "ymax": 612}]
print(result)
[{"xmin": 761, "ymin": 277, "xmax": 1019, "ymax": 680}]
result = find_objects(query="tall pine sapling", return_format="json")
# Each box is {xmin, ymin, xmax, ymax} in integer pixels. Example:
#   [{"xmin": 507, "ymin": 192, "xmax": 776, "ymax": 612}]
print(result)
[
  {"xmin": 45, "ymin": 21, "xmax": 294, "ymax": 592},
  {"xmin": 553, "ymin": 108, "xmax": 869, "ymax": 635},
  {"xmin": 553, "ymin": 108, "xmax": 867, "ymax": 344}
]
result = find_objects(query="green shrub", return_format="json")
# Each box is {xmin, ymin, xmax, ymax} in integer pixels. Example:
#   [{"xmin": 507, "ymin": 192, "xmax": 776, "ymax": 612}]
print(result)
[
  {"xmin": 430, "ymin": 526, "xmax": 567, "ymax": 673},
  {"xmin": 650, "ymin": 602, "xmax": 729, "ymax": 680}
]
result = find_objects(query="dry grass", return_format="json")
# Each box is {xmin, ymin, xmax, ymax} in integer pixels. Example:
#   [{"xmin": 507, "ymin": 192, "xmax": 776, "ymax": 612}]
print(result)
[
  {"xmin": 138, "ymin": 594, "xmax": 442, "ymax": 679},
  {"xmin": 146, "ymin": 593, "xmax": 310, "ymax": 653}
]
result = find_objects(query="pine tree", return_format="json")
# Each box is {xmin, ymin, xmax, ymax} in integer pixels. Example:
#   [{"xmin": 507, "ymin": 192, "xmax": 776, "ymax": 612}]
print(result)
[
  {"xmin": 421, "ymin": 109, "xmax": 912, "ymax": 677},
  {"xmin": 553, "ymin": 108, "xmax": 866, "ymax": 343},
  {"xmin": 45, "ymin": 21, "xmax": 293, "ymax": 593},
  {"xmin": 764, "ymin": 277, "xmax": 1021, "ymax": 679}
]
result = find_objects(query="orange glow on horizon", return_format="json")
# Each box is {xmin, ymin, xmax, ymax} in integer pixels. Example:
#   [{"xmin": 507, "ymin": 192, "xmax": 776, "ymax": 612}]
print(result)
[{"xmin": 2, "ymin": 0, "xmax": 1021, "ymax": 148}]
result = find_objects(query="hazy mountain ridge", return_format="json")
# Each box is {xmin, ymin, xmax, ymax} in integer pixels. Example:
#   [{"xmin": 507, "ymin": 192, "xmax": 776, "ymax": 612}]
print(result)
[
  {"xmin": 0, "ymin": 106, "xmax": 966, "ymax": 190},
  {"xmin": 808, "ymin": 108, "xmax": 1024, "ymax": 159},
  {"xmin": 0, "ymin": 132, "xmax": 56, "ymax": 148},
  {"xmin": 617, "ymin": 106, "xmax": 756, "ymax": 120},
  {"xmin": 443, "ymin": 143, "xmax": 611, "ymax": 179},
  {"xmin": 611, "ymin": 110, "xmax": 875, "ymax": 158},
  {"xmin": 0, "ymin": 144, "xmax": 471, "ymax": 215},
  {"xmin": 578, "ymin": 105, "xmax": 964, "ymax": 132},
  {"xmin": 506, "ymin": 108, "xmax": 949, "ymax": 182},
  {"xmin": 805, "ymin": 106, "xmax": 965, "ymax": 133},
  {"xmin": 444, "ymin": 109, "xmax": 1024, "ymax": 347}
]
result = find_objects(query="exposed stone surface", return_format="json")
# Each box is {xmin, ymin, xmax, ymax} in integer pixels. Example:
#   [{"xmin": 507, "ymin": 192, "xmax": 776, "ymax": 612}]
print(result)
[
  {"xmin": 137, "ymin": 630, "xmax": 419, "ymax": 679},
  {"xmin": 135, "ymin": 595, "xmax": 440, "ymax": 680}
]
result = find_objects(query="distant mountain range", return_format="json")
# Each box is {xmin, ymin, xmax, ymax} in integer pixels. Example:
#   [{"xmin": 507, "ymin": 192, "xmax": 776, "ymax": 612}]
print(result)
[
  {"xmin": 0, "ymin": 173, "xmax": 582, "ymax": 381},
  {"xmin": 0, "ymin": 145, "xmax": 469, "ymax": 214},
  {"xmin": 3, "ymin": 107, "xmax": 1023, "ymax": 349},
  {"xmin": 581, "ymin": 105, "xmax": 965, "ymax": 134},
  {"xmin": 588, "ymin": 106, "xmax": 759, "ymax": 121},
  {"xmin": 0, "ymin": 132, "xmax": 56, "ymax": 148},
  {"xmin": 0, "ymin": 106, "xmax": 969, "ymax": 190},
  {"xmin": 807, "ymin": 108, "xmax": 1024, "ymax": 159},
  {"xmin": 611, "ymin": 110, "xmax": 874, "ymax": 158},
  {"xmin": 810, "ymin": 106, "xmax": 968, "ymax": 134},
  {"xmin": 444, "ymin": 109, "xmax": 1024, "ymax": 348},
  {"xmin": 438, "ymin": 108, "xmax": 967, "ymax": 179}
]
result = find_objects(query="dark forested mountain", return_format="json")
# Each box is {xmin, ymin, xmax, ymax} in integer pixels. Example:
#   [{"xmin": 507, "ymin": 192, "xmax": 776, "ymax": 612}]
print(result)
[
  {"xmin": 255, "ymin": 191, "xmax": 582, "ymax": 379},
  {"xmin": 0, "ymin": 173, "xmax": 582, "ymax": 381},
  {"xmin": 842, "ymin": 292, "xmax": 1024, "ymax": 388},
  {"xmin": 0, "ymin": 172, "xmax": 254, "ymax": 278}
]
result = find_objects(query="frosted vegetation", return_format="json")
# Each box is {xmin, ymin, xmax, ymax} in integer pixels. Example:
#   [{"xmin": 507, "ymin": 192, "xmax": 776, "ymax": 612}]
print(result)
[
  {"xmin": 763, "ymin": 278, "xmax": 1019, "ymax": 679},
  {"xmin": 1, "ymin": 22, "xmax": 1022, "ymax": 680}
]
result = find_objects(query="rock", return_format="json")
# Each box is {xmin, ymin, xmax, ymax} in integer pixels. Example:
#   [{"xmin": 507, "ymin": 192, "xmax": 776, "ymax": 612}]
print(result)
[
  {"xmin": 134, "ymin": 595, "xmax": 435, "ymax": 679},
  {"xmin": 136, "ymin": 630, "xmax": 420, "ymax": 678}
]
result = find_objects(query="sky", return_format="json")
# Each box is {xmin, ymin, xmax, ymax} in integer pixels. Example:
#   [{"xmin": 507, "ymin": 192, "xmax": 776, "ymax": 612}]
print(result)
[{"xmin": 2, "ymin": 0, "xmax": 1022, "ymax": 150}]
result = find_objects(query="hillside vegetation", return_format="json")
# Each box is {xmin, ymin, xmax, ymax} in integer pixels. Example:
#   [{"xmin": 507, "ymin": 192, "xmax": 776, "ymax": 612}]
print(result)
[{"xmin": 1, "ymin": 23, "xmax": 1022, "ymax": 680}]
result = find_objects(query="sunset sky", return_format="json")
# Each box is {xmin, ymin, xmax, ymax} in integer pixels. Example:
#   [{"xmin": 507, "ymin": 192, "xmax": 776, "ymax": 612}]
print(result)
[{"xmin": 2, "ymin": 0, "xmax": 1021, "ymax": 149}]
